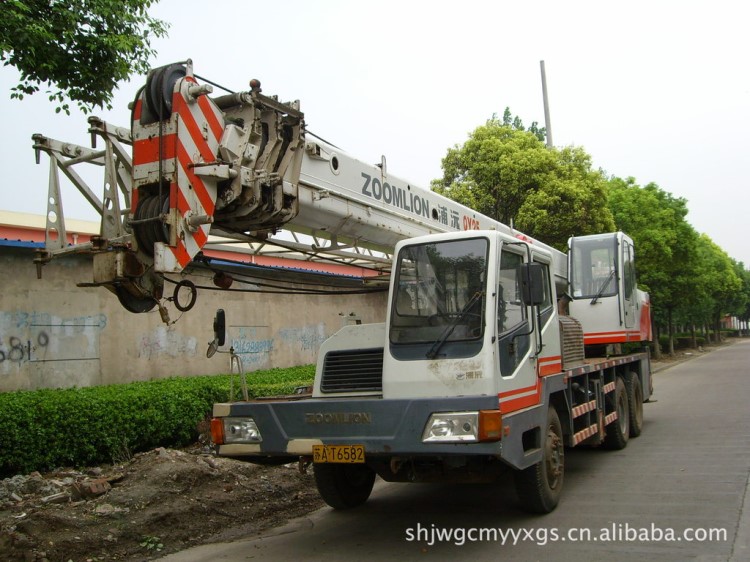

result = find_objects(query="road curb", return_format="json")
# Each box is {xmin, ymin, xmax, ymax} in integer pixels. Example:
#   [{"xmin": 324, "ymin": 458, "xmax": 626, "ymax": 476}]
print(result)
[
  {"xmin": 650, "ymin": 339, "xmax": 742, "ymax": 374},
  {"xmin": 730, "ymin": 469, "xmax": 750, "ymax": 561}
]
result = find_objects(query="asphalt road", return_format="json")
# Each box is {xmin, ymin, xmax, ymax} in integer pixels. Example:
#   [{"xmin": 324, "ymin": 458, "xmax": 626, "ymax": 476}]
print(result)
[{"xmin": 163, "ymin": 340, "xmax": 750, "ymax": 561}]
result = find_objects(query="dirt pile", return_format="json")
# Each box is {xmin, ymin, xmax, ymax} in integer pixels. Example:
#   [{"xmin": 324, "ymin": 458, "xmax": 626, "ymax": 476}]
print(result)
[{"xmin": 0, "ymin": 446, "xmax": 324, "ymax": 561}]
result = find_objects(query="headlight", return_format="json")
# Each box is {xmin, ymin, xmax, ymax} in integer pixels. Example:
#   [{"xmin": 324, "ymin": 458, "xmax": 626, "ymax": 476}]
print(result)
[
  {"xmin": 223, "ymin": 417, "xmax": 263, "ymax": 443},
  {"xmin": 422, "ymin": 412, "xmax": 478, "ymax": 443}
]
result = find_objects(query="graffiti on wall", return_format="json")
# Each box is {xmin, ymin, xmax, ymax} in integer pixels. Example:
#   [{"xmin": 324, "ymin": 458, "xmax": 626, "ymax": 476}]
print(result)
[
  {"xmin": 278, "ymin": 323, "xmax": 327, "ymax": 351},
  {"xmin": 137, "ymin": 326, "xmax": 198, "ymax": 360},
  {"xmin": 227, "ymin": 323, "xmax": 328, "ymax": 370},
  {"xmin": 230, "ymin": 326, "xmax": 273, "ymax": 368},
  {"xmin": 0, "ymin": 311, "xmax": 106, "ymax": 372},
  {"xmin": 10, "ymin": 311, "xmax": 107, "ymax": 331},
  {"xmin": 0, "ymin": 335, "xmax": 31, "ymax": 363}
]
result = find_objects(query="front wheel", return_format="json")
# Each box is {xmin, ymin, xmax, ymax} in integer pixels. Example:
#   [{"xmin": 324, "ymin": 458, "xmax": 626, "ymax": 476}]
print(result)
[
  {"xmin": 514, "ymin": 406, "xmax": 565, "ymax": 514},
  {"xmin": 314, "ymin": 463, "xmax": 376, "ymax": 509}
]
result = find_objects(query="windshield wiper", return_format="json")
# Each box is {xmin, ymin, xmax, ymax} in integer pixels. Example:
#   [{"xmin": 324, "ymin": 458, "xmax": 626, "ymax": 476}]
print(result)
[
  {"xmin": 590, "ymin": 269, "xmax": 616, "ymax": 304},
  {"xmin": 426, "ymin": 291, "xmax": 484, "ymax": 359}
]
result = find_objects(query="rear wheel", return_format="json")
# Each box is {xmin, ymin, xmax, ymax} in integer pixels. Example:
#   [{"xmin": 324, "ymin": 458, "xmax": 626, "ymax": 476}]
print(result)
[
  {"xmin": 625, "ymin": 372, "xmax": 644, "ymax": 437},
  {"xmin": 514, "ymin": 406, "xmax": 564, "ymax": 514},
  {"xmin": 604, "ymin": 377, "xmax": 630, "ymax": 449},
  {"xmin": 314, "ymin": 463, "xmax": 376, "ymax": 509}
]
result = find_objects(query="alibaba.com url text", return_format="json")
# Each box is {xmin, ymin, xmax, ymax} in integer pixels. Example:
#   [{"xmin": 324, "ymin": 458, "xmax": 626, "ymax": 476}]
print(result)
[{"xmin": 404, "ymin": 522, "xmax": 728, "ymax": 547}]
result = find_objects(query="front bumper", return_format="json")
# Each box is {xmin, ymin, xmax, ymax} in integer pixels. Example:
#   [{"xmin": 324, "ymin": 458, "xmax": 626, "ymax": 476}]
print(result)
[{"xmin": 214, "ymin": 395, "xmax": 504, "ymax": 458}]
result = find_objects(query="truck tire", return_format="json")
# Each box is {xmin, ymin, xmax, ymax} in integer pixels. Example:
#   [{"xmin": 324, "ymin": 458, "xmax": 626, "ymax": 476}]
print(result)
[
  {"xmin": 313, "ymin": 463, "xmax": 376, "ymax": 510},
  {"xmin": 604, "ymin": 377, "xmax": 630, "ymax": 450},
  {"xmin": 514, "ymin": 406, "xmax": 564, "ymax": 514},
  {"xmin": 625, "ymin": 372, "xmax": 644, "ymax": 437}
]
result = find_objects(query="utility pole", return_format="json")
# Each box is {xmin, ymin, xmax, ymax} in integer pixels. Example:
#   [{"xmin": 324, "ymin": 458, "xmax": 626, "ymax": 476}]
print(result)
[{"xmin": 540, "ymin": 60, "xmax": 553, "ymax": 148}]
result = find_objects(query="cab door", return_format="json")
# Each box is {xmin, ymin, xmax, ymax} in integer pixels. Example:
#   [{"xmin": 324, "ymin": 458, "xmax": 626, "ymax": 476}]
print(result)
[
  {"xmin": 622, "ymin": 239, "xmax": 637, "ymax": 329},
  {"xmin": 495, "ymin": 242, "xmax": 542, "ymax": 413},
  {"xmin": 496, "ymin": 247, "xmax": 530, "ymax": 378}
]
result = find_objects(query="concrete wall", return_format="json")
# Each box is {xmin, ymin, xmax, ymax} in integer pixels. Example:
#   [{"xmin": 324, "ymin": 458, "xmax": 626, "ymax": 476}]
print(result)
[{"xmin": 0, "ymin": 247, "xmax": 388, "ymax": 392}]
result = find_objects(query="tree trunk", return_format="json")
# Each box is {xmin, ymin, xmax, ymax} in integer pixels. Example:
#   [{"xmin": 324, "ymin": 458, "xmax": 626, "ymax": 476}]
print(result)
[
  {"xmin": 668, "ymin": 309, "xmax": 675, "ymax": 357},
  {"xmin": 690, "ymin": 324, "xmax": 697, "ymax": 349},
  {"xmin": 651, "ymin": 317, "xmax": 662, "ymax": 360},
  {"xmin": 713, "ymin": 313, "xmax": 722, "ymax": 343}
]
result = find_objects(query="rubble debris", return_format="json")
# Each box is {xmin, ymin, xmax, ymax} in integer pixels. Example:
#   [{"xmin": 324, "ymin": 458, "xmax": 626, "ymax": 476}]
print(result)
[{"xmin": 0, "ymin": 445, "xmax": 323, "ymax": 561}]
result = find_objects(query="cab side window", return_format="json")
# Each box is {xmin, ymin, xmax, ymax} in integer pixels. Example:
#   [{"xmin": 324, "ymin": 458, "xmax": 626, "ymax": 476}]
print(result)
[
  {"xmin": 498, "ymin": 251, "xmax": 529, "ymax": 377},
  {"xmin": 534, "ymin": 260, "xmax": 553, "ymax": 326},
  {"xmin": 498, "ymin": 252, "xmax": 525, "ymax": 334}
]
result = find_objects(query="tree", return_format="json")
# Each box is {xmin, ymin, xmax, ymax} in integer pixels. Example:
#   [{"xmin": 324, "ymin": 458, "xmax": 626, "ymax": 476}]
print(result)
[
  {"xmin": 432, "ymin": 112, "xmax": 614, "ymax": 250},
  {"xmin": 735, "ymin": 265, "xmax": 750, "ymax": 336},
  {"xmin": 694, "ymin": 235, "xmax": 742, "ymax": 341},
  {"xmin": 501, "ymin": 107, "xmax": 546, "ymax": 142},
  {"xmin": 1, "ymin": 0, "xmax": 168, "ymax": 114},
  {"xmin": 607, "ymin": 177, "xmax": 699, "ymax": 356},
  {"xmin": 728, "ymin": 261, "xmax": 750, "ymax": 320},
  {"xmin": 517, "ymin": 146, "xmax": 615, "ymax": 249},
  {"xmin": 433, "ymin": 114, "xmax": 555, "ymax": 226}
]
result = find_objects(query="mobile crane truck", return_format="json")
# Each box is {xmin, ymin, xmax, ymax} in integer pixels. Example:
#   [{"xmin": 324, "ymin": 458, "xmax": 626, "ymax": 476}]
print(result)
[{"xmin": 33, "ymin": 60, "xmax": 652, "ymax": 513}]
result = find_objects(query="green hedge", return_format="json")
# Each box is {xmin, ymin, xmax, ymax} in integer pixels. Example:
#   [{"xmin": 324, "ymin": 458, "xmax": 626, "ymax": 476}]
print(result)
[{"xmin": 0, "ymin": 365, "xmax": 314, "ymax": 477}]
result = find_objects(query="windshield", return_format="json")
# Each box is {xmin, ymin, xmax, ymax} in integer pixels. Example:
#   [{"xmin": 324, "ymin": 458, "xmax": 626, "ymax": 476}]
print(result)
[
  {"xmin": 390, "ymin": 237, "xmax": 488, "ymax": 345},
  {"xmin": 570, "ymin": 234, "xmax": 618, "ymax": 299}
]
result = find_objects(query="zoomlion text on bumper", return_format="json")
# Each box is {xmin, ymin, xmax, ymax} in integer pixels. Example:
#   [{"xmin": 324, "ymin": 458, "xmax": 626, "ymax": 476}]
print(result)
[{"xmin": 404, "ymin": 522, "xmax": 728, "ymax": 547}]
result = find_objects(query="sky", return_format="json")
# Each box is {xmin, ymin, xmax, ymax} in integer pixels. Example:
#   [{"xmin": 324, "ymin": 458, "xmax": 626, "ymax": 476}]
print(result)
[{"xmin": 1, "ymin": 0, "xmax": 749, "ymax": 265}]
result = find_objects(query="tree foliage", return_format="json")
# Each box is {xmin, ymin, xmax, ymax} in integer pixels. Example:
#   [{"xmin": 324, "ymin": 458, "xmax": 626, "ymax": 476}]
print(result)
[
  {"xmin": 1, "ymin": 0, "xmax": 168, "ymax": 114},
  {"xmin": 432, "ymin": 111, "xmax": 614, "ymax": 250},
  {"xmin": 501, "ymin": 107, "xmax": 546, "ymax": 142},
  {"xmin": 433, "ymin": 110, "xmax": 750, "ymax": 350},
  {"xmin": 607, "ymin": 177, "xmax": 702, "ymax": 352},
  {"xmin": 607, "ymin": 177, "xmax": 698, "ymax": 305},
  {"xmin": 694, "ymin": 234, "xmax": 743, "ymax": 336},
  {"xmin": 432, "ymin": 113, "xmax": 554, "ymax": 226},
  {"xmin": 517, "ymin": 146, "xmax": 615, "ymax": 249},
  {"xmin": 608, "ymin": 176, "xmax": 747, "ymax": 347},
  {"xmin": 735, "ymin": 266, "xmax": 750, "ymax": 326}
]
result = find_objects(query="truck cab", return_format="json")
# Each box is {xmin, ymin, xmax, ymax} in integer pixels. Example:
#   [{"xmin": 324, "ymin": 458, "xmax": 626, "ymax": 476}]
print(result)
[
  {"xmin": 317, "ymin": 231, "xmax": 560, "ymax": 402},
  {"xmin": 568, "ymin": 232, "xmax": 652, "ymax": 351},
  {"xmin": 212, "ymin": 230, "xmax": 573, "ymax": 504}
]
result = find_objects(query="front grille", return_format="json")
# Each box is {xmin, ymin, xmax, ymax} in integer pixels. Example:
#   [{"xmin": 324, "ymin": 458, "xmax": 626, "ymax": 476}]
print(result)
[
  {"xmin": 559, "ymin": 315, "xmax": 585, "ymax": 369},
  {"xmin": 321, "ymin": 348, "xmax": 384, "ymax": 393}
]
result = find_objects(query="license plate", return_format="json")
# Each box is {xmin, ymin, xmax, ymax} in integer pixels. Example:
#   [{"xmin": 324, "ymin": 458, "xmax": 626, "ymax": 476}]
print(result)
[{"xmin": 312, "ymin": 444, "xmax": 365, "ymax": 463}]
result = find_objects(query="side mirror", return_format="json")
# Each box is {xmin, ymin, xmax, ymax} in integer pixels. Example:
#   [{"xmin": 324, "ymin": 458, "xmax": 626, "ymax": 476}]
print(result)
[
  {"xmin": 207, "ymin": 309, "xmax": 226, "ymax": 358},
  {"xmin": 213, "ymin": 309, "xmax": 226, "ymax": 346},
  {"xmin": 520, "ymin": 263, "xmax": 545, "ymax": 306}
]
